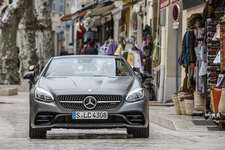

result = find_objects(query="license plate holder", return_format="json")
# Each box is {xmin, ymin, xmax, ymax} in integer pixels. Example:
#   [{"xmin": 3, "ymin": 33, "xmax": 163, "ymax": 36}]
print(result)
[{"xmin": 72, "ymin": 111, "xmax": 108, "ymax": 119}]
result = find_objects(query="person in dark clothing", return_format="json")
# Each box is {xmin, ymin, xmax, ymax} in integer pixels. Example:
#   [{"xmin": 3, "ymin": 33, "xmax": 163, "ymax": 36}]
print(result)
[
  {"xmin": 84, "ymin": 41, "xmax": 97, "ymax": 55},
  {"xmin": 60, "ymin": 46, "xmax": 68, "ymax": 56},
  {"xmin": 17, "ymin": 47, "xmax": 20, "ymax": 69}
]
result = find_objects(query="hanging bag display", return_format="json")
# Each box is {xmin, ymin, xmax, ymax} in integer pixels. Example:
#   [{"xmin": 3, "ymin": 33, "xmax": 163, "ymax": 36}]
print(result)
[
  {"xmin": 214, "ymin": 87, "xmax": 223, "ymax": 113},
  {"xmin": 219, "ymin": 88, "xmax": 225, "ymax": 115},
  {"xmin": 178, "ymin": 92, "xmax": 187, "ymax": 115},
  {"xmin": 172, "ymin": 93, "xmax": 182, "ymax": 115},
  {"xmin": 184, "ymin": 96, "xmax": 195, "ymax": 116},
  {"xmin": 216, "ymin": 74, "xmax": 225, "ymax": 87},
  {"xmin": 194, "ymin": 92, "xmax": 205, "ymax": 111},
  {"xmin": 127, "ymin": 50, "xmax": 134, "ymax": 68}
]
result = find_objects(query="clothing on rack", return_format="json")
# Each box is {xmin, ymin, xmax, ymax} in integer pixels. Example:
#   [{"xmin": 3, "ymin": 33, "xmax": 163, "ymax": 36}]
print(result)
[
  {"xmin": 124, "ymin": 44, "xmax": 133, "ymax": 51},
  {"xmin": 199, "ymin": 46, "xmax": 208, "ymax": 76},
  {"xmin": 127, "ymin": 52, "xmax": 134, "ymax": 67},
  {"xmin": 120, "ymin": 51, "xmax": 128, "ymax": 60},
  {"xmin": 106, "ymin": 43, "xmax": 117, "ymax": 55},
  {"xmin": 178, "ymin": 32, "xmax": 188, "ymax": 66},
  {"xmin": 188, "ymin": 31, "xmax": 197, "ymax": 63},
  {"xmin": 212, "ymin": 24, "xmax": 220, "ymax": 41},
  {"xmin": 216, "ymin": 74, "xmax": 225, "ymax": 87},
  {"xmin": 114, "ymin": 44, "xmax": 124, "ymax": 56},
  {"xmin": 99, "ymin": 47, "xmax": 108, "ymax": 55},
  {"xmin": 184, "ymin": 31, "xmax": 190, "ymax": 66},
  {"xmin": 141, "ymin": 41, "xmax": 147, "ymax": 54},
  {"xmin": 152, "ymin": 35, "xmax": 159, "ymax": 61},
  {"xmin": 130, "ymin": 50, "xmax": 142, "ymax": 68}
]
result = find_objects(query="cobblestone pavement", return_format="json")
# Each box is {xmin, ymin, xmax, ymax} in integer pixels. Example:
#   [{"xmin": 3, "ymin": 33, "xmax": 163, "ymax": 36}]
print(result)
[{"xmin": 0, "ymin": 93, "xmax": 225, "ymax": 150}]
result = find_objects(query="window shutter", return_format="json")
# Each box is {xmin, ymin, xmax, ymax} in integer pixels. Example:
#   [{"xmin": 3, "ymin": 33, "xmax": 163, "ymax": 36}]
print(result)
[
  {"xmin": 52, "ymin": 0, "xmax": 56, "ymax": 14},
  {"xmin": 67, "ymin": 0, "xmax": 71, "ymax": 4},
  {"xmin": 59, "ymin": 0, "xmax": 64, "ymax": 15}
]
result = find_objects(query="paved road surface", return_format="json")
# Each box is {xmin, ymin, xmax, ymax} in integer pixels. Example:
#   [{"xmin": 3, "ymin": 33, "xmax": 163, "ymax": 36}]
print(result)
[{"xmin": 0, "ymin": 93, "xmax": 225, "ymax": 150}]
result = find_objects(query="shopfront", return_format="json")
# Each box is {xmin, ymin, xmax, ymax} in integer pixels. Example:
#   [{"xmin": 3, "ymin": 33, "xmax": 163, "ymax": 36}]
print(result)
[{"xmin": 173, "ymin": 0, "xmax": 225, "ymax": 121}]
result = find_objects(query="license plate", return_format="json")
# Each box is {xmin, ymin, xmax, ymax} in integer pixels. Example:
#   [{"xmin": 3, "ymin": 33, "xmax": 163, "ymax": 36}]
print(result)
[{"xmin": 72, "ymin": 111, "xmax": 108, "ymax": 119}]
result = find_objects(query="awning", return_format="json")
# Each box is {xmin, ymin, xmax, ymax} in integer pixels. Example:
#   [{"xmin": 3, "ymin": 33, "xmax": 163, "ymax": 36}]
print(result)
[
  {"xmin": 61, "ymin": 14, "xmax": 72, "ymax": 21},
  {"xmin": 83, "ymin": 1, "xmax": 115, "ymax": 19},
  {"xmin": 159, "ymin": 0, "xmax": 181, "ymax": 10},
  {"xmin": 88, "ymin": 3, "xmax": 115, "ymax": 17},
  {"xmin": 78, "ymin": 9, "xmax": 90, "ymax": 17}
]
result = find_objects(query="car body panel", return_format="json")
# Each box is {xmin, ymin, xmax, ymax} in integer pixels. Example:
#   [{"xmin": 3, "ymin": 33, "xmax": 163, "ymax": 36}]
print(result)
[{"xmin": 38, "ymin": 76, "xmax": 135, "ymax": 95}]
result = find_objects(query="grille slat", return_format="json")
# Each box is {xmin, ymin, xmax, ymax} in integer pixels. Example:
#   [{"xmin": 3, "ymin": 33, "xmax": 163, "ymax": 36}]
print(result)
[{"xmin": 57, "ymin": 95, "xmax": 122, "ymax": 110}]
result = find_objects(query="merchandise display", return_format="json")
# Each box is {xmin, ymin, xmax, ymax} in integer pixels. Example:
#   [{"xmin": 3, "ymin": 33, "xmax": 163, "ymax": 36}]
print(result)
[{"xmin": 175, "ymin": 3, "xmax": 225, "ymax": 120}]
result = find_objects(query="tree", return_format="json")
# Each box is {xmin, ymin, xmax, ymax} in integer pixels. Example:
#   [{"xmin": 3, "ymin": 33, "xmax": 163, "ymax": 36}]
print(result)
[
  {"xmin": 0, "ymin": 0, "xmax": 54, "ymax": 84},
  {"xmin": 18, "ymin": 0, "xmax": 38, "ymax": 81},
  {"xmin": 0, "ymin": 0, "xmax": 27, "ymax": 84},
  {"xmin": 36, "ymin": 0, "xmax": 54, "ymax": 72}
]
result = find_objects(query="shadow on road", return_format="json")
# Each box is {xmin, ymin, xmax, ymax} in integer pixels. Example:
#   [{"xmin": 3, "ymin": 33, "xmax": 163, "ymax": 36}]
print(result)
[{"xmin": 46, "ymin": 133, "xmax": 132, "ymax": 139}]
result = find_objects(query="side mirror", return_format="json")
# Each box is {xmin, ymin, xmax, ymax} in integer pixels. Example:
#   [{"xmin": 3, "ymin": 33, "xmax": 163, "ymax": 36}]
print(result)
[
  {"xmin": 141, "ymin": 73, "xmax": 152, "ymax": 83},
  {"xmin": 23, "ymin": 71, "xmax": 36, "ymax": 84}
]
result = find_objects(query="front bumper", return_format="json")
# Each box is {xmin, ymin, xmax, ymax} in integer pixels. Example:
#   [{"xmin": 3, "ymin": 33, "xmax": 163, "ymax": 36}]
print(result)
[{"xmin": 30, "ymin": 96, "xmax": 149, "ymax": 130}]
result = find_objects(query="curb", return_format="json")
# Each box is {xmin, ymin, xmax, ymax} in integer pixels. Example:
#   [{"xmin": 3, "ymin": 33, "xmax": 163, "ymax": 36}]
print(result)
[
  {"xmin": 149, "ymin": 114, "xmax": 177, "ymax": 130},
  {"xmin": 149, "ymin": 102, "xmax": 174, "ymax": 107}
]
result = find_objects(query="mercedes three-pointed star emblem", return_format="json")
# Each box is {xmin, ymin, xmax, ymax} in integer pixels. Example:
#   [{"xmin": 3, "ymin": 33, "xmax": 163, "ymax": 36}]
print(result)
[{"xmin": 83, "ymin": 96, "xmax": 97, "ymax": 109}]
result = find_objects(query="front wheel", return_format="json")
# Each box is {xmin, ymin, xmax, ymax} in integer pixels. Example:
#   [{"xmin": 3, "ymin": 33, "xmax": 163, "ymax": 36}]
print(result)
[
  {"xmin": 29, "ymin": 120, "xmax": 46, "ymax": 139},
  {"xmin": 127, "ymin": 124, "xmax": 149, "ymax": 138}
]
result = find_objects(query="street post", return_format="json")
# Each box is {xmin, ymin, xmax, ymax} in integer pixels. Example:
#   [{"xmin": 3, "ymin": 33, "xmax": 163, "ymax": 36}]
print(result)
[{"xmin": 172, "ymin": 4, "xmax": 180, "ymax": 93}]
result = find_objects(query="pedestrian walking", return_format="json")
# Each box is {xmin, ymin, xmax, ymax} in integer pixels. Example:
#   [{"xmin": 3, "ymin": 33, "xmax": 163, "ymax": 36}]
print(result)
[
  {"xmin": 17, "ymin": 47, "xmax": 20, "ymax": 69},
  {"xmin": 84, "ymin": 41, "xmax": 98, "ymax": 55},
  {"xmin": 60, "ymin": 46, "xmax": 68, "ymax": 56},
  {"xmin": 67, "ymin": 43, "xmax": 74, "ymax": 55}
]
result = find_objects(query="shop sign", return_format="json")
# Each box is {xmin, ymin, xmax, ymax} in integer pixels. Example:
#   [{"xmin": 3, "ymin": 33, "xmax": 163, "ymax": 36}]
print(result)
[
  {"xmin": 159, "ymin": 0, "xmax": 181, "ymax": 10},
  {"xmin": 183, "ymin": 0, "xmax": 205, "ymax": 10}
]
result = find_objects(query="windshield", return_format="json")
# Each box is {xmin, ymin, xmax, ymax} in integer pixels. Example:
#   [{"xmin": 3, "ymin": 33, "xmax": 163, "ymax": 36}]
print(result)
[{"xmin": 44, "ymin": 57, "xmax": 132, "ymax": 77}]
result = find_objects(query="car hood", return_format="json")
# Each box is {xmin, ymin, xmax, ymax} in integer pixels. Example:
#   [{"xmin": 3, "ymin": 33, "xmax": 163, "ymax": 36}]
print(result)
[{"xmin": 38, "ymin": 76, "xmax": 139, "ymax": 96}]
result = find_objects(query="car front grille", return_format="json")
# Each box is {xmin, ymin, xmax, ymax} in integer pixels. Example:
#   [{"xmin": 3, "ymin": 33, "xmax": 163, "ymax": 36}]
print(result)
[{"xmin": 57, "ymin": 95, "xmax": 123, "ymax": 110}]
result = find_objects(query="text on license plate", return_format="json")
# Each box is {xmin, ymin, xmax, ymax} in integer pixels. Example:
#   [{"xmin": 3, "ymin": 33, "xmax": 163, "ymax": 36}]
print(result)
[{"xmin": 72, "ymin": 111, "xmax": 108, "ymax": 119}]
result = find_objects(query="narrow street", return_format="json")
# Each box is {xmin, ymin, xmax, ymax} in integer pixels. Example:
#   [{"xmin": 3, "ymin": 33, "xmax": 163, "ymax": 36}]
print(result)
[{"xmin": 0, "ymin": 93, "xmax": 225, "ymax": 150}]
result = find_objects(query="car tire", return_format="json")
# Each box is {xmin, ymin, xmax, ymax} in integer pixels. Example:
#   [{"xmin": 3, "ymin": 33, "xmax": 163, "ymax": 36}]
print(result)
[
  {"xmin": 127, "ymin": 124, "xmax": 149, "ymax": 138},
  {"xmin": 29, "ymin": 121, "xmax": 46, "ymax": 139}
]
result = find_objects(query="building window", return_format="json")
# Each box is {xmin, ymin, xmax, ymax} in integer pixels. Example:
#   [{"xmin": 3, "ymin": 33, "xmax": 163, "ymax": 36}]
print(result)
[
  {"xmin": 59, "ymin": 0, "xmax": 64, "ymax": 15},
  {"xmin": 67, "ymin": 0, "xmax": 71, "ymax": 4},
  {"xmin": 52, "ymin": 0, "xmax": 56, "ymax": 14}
]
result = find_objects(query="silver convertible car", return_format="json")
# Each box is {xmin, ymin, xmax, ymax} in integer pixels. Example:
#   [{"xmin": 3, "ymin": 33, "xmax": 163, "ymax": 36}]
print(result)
[{"xmin": 24, "ymin": 55, "xmax": 151, "ymax": 139}]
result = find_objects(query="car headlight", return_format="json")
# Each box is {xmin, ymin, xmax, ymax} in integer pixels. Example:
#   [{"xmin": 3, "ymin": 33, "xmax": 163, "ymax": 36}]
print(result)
[
  {"xmin": 35, "ymin": 87, "xmax": 54, "ymax": 102},
  {"xmin": 126, "ymin": 88, "xmax": 145, "ymax": 102}
]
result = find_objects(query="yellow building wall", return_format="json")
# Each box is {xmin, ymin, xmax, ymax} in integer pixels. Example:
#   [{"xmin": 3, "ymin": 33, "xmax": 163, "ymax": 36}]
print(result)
[
  {"xmin": 125, "ymin": 8, "xmax": 131, "ymax": 37},
  {"xmin": 118, "ymin": 0, "xmax": 132, "ymax": 38},
  {"xmin": 123, "ymin": 0, "xmax": 132, "ymax": 5}
]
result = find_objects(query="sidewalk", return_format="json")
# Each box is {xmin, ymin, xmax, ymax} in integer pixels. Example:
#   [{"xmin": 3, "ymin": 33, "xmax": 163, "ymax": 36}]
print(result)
[{"xmin": 149, "ymin": 102, "xmax": 219, "ymax": 131}]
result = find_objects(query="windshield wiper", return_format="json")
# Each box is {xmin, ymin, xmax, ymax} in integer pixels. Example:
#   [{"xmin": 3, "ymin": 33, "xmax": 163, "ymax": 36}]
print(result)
[
  {"xmin": 45, "ymin": 70, "xmax": 56, "ymax": 77},
  {"xmin": 94, "ymin": 75, "xmax": 109, "ymax": 77}
]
